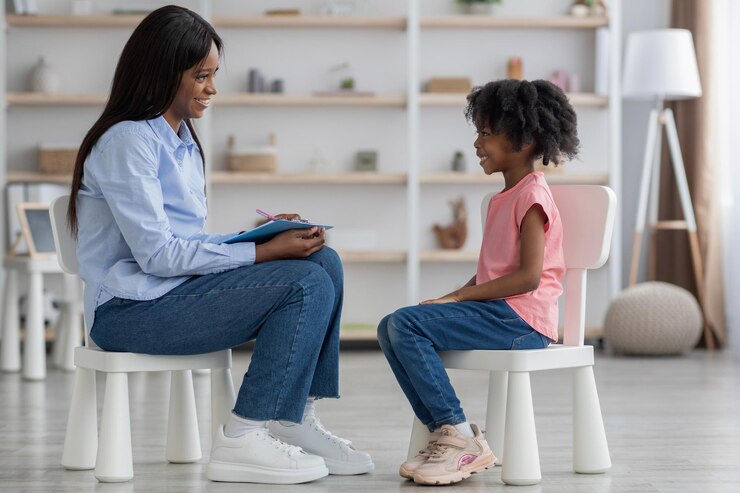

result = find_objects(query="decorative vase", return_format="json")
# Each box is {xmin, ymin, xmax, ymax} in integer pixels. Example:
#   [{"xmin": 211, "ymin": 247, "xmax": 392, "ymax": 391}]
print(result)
[
  {"xmin": 467, "ymin": 3, "xmax": 495, "ymax": 15},
  {"xmin": 29, "ymin": 57, "xmax": 61, "ymax": 93}
]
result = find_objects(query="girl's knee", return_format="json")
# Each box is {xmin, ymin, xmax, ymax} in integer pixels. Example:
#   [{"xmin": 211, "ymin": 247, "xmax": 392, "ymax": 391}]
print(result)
[{"xmin": 298, "ymin": 263, "xmax": 335, "ymax": 302}]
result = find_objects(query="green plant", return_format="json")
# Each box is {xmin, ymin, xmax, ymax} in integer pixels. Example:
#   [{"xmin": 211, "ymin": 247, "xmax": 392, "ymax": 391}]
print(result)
[{"xmin": 340, "ymin": 78, "xmax": 355, "ymax": 90}]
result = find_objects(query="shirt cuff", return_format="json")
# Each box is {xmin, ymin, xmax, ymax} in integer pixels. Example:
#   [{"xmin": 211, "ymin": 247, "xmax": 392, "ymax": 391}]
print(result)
[{"xmin": 226, "ymin": 242, "xmax": 256, "ymax": 267}]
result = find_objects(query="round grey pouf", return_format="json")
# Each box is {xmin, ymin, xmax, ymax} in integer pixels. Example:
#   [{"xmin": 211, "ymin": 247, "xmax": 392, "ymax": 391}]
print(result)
[{"xmin": 604, "ymin": 281, "xmax": 703, "ymax": 355}]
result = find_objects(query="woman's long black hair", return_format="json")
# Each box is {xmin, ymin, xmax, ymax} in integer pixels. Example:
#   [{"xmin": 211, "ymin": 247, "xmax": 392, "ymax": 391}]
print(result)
[{"xmin": 68, "ymin": 5, "xmax": 222, "ymax": 235}]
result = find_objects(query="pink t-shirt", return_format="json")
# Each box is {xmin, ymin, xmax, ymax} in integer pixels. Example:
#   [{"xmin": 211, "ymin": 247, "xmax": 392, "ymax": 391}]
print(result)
[{"xmin": 476, "ymin": 172, "xmax": 565, "ymax": 342}]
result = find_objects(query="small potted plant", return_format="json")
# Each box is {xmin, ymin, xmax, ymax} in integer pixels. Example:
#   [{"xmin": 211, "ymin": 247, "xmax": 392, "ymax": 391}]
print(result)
[{"xmin": 456, "ymin": 0, "xmax": 502, "ymax": 15}]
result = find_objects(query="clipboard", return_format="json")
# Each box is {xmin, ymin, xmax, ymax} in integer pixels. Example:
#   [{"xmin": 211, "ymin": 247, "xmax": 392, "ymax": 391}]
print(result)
[{"xmin": 224, "ymin": 220, "xmax": 333, "ymax": 245}]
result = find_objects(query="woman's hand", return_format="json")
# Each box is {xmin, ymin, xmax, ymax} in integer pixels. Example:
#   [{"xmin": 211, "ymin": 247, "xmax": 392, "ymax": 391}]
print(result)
[
  {"xmin": 420, "ymin": 293, "xmax": 462, "ymax": 305},
  {"xmin": 274, "ymin": 213, "xmax": 301, "ymax": 221},
  {"xmin": 254, "ymin": 227, "xmax": 325, "ymax": 262}
]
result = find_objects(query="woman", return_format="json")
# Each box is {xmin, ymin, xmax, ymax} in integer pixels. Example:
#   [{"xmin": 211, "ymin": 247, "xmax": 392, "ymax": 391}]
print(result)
[{"xmin": 69, "ymin": 5, "xmax": 372, "ymax": 484}]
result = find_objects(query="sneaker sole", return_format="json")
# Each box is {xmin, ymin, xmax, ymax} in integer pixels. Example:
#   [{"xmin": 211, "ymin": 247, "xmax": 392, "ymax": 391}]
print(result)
[
  {"xmin": 413, "ymin": 452, "xmax": 496, "ymax": 485},
  {"xmin": 399, "ymin": 465, "xmax": 415, "ymax": 479},
  {"xmin": 206, "ymin": 462, "xmax": 329, "ymax": 484},
  {"xmin": 324, "ymin": 457, "xmax": 375, "ymax": 475}
]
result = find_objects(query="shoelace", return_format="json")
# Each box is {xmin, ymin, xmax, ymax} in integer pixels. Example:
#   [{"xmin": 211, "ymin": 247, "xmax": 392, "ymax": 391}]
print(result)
[
  {"xmin": 308, "ymin": 417, "xmax": 354, "ymax": 449},
  {"xmin": 256, "ymin": 429, "xmax": 304, "ymax": 456}
]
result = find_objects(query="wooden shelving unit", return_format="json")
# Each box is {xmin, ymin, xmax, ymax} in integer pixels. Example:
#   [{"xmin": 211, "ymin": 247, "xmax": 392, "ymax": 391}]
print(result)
[
  {"xmin": 420, "ymin": 15, "xmax": 608, "ymax": 29},
  {"xmin": 3, "ymin": 2, "xmax": 621, "ymax": 342},
  {"xmin": 213, "ymin": 15, "xmax": 406, "ymax": 29},
  {"xmin": 5, "ymin": 14, "xmax": 144, "ymax": 28},
  {"xmin": 215, "ymin": 93, "xmax": 406, "ymax": 108},
  {"xmin": 211, "ymin": 171, "xmax": 406, "ymax": 185},
  {"xmin": 420, "ymin": 92, "xmax": 608, "ymax": 108}
]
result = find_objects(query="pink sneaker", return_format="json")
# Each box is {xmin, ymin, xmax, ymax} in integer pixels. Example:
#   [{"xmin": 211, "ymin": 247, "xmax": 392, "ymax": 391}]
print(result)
[
  {"xmin": 412, "ymin": 424, "xmax": 496, "ymax": 485},
  {"xmin": 399, "ymin": 429, "xmax": 442, "ymax": 479}
]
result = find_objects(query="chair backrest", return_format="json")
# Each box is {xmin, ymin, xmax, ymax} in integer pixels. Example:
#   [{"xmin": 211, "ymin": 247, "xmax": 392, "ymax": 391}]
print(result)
[
  {"xmin": 49, "ymin": 195, "xmax": 79, "ymax": 275},
  {"xmin": 481, "ymin": 185, "xmax": 616, "ymax": 345}
]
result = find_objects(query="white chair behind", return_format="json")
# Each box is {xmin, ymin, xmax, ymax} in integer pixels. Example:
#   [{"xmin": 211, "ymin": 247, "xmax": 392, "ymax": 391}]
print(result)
[
  {"xmin": 407, "ymin": 185, "xmax": 615, "ymax": 485},
  {"xmin": 50, "ymin": 195, "xmax": 236, "ymax": 483}
]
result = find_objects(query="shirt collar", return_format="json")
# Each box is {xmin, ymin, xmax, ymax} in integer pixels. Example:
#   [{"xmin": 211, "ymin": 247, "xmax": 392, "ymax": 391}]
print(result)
[{"xmin": 148, "ymin": 115, "xmax": 195, "ymax": 156}]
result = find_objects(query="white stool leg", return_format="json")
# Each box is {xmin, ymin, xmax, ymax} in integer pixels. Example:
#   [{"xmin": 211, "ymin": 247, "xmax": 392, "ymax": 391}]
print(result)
[
  {"xmin": 502, "ymin": 372, "xmax": 541, "ymax": 486},
  {"xmin": 23, "ymin": 271, "xmax": 45, "ymax": 380},
  {"xmin": 486, "ymin": 370, "xmax": 508, "ymax": 465},
  {"xmin": 407, "ymin": 417, "xmax": 429, "ymax": 460},
  {"xmin": 166, "ymin": 370, "xmax": 202, "ymax": 463},
  {"xmin": 210, "ymin": 367, "xmax": 236, "ymax": 442},
  {"xmin": 62, "ymin": 366, "xmax": 97, "ymax": 470},
  {"xmin": 1, "ymin": 269, "xmax": 20, "ymax": 372},
  {"xmin": 573, "ymin": 366, "xmax": 611, "ymax": 473},
  {"xmin": 95, "ymin": 372, "xmax": 133, "ymax": 482}
]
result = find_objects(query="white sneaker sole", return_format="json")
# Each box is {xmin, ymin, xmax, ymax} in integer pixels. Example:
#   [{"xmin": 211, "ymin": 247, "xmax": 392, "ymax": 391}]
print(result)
[
  {"xmin": 206, "ymin": 461, "xmax": 329, "ymax": 484},
  {"xmin": 324, "ymin": 457, "xmax": 375, "ymax": 475}
]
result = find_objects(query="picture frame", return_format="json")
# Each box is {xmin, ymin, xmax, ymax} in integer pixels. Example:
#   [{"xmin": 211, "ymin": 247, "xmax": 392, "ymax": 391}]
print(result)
[{"xmin": 16, "ymin": 203, "xmax": 55, "ymax": 258}]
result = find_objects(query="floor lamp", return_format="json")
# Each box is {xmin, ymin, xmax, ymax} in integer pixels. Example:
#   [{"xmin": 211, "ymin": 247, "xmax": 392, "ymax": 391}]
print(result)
[{"xmin": 623, "ymin": 29, "xmax": 713, "ymax": 348}]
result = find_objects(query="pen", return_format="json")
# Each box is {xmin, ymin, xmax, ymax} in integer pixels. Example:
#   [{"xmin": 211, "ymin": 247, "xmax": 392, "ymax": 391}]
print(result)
[{"xmin": 256, "ymin": 208, "xmax": 279, "ymax": 222}]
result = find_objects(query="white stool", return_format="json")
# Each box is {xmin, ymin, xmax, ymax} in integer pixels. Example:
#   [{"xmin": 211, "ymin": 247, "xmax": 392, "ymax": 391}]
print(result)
[{"xmin": 1, "ymin": 254, "xmax": 83, "ymax": 380}]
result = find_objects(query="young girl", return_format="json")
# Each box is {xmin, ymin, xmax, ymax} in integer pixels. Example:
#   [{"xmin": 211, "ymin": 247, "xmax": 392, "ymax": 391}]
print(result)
[
  {"xmin": 377, "ymin": 79, "xmax": 579, "ymax": 486},
  {"xmin": 70, "ymin": 6, "xmax": 372, "ymax": 484}
]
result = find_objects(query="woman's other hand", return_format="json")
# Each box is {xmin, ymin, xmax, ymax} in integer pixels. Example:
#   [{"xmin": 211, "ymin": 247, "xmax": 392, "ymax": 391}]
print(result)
[{"xmin": 254, "ymin": 227, "xmax": 325, "ymax": 262}]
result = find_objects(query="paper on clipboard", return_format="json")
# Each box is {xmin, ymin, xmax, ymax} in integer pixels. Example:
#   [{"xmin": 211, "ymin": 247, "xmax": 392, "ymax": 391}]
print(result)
[{"xmin": 224, "ymin": 219, "xmax": 333, "ymax": 245}]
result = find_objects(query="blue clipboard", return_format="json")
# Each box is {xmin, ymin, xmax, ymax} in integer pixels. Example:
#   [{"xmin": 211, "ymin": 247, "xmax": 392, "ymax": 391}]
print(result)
[{"xmin": 224, "ymin": 220, "xmax": 333, "ymax": 245}]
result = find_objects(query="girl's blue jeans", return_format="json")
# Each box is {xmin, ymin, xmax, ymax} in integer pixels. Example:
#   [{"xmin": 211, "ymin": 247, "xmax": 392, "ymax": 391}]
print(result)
[
  {"xmin": 90, "ymin": 247, "xmax": 343, "ymax": 424},
  {"xmin": 377, "ymin": 299, "xmax": 550, "ymax": 431}
]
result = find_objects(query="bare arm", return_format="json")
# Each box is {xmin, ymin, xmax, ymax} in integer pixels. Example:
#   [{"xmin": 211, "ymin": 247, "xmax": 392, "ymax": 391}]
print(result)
[{"xmin": 421, "ymin": 205, "xmax": 546, "ymax": 304}]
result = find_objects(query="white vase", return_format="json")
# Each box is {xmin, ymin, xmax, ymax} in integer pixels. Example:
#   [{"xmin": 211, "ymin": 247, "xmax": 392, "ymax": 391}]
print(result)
[
  {"xmin": 467, "ymin": 3, "xmax": 495, "ymax": 15},
  {"xmin": 29, "ymin": 57, "xmax": 61, "ymax": 93}
]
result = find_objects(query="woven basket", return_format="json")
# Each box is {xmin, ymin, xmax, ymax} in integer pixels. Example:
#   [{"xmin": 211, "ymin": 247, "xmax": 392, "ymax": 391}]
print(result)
[
  {"xmin": 39, "ymin": 148, "xmax": 77, "ymax": 173},
  {"xmin": 227, "ymin": 152, "xmax": 277, "ymax": 173}
]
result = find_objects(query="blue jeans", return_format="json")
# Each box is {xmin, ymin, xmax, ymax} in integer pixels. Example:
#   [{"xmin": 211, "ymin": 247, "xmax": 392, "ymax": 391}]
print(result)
[
  {"xmin": 377, "ymin": 300, "xmax": 550, "ymax": 431},
  {"xmin": 91, "ymin": 247, "xmax": 343, "ymax": 424}
]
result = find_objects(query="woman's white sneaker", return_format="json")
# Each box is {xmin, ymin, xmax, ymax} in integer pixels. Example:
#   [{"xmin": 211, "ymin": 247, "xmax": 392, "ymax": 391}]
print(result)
[
  {"xmin": 206, "ymin": 425, "xmax": 328, "ymax": 484},
  {"xmin": 269, "ymin": 416, "xmax": 374, "ymax": 475}
]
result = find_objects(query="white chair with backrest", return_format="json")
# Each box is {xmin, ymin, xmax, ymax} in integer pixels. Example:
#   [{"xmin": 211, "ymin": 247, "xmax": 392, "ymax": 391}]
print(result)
[
  {"xmin": 50, "ymin": 195, "xmax": 237, "ymax": 483},
  {"xmin": 407, "ymin": 185, "xmax": 615, "ymax": 486}
]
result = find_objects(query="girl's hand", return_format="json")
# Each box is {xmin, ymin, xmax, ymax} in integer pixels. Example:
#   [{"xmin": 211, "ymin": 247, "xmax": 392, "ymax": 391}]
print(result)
[
  {"xmin": 420, "ymin": 293, "xmax": 461, "ymax": 305},
  {"xmin": 255, "ymin": 227, "xmax": 325, "ymax": 262}
]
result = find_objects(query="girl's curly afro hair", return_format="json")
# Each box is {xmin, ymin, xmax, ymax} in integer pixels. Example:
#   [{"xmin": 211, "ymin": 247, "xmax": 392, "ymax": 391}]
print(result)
[{"xmin": 464, "ymin": 79, "xmax": 580, "ymax": 166}]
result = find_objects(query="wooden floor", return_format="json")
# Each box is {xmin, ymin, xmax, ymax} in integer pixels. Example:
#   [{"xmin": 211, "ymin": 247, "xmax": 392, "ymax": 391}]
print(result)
[{"xmin": 1, "ymin": 348, "xmax": 739, "ymax": 492}]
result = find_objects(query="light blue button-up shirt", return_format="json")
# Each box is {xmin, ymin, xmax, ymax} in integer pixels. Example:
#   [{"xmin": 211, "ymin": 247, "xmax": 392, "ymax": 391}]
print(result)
[{"xmin": 77, "ymin": 116, "xmax": 255, "ymax": 330}]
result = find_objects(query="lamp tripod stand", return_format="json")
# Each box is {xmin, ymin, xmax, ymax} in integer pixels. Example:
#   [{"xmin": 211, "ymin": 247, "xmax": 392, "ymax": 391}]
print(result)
[{"xmin": 628, "ymin": 101, "xmax": 714, "ymax": 349}]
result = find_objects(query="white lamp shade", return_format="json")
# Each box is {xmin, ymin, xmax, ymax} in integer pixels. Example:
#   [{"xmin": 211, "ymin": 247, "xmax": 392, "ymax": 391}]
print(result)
[{"xmin": 623, "ymin": 29, "xmax": 702, "ymax": 101}]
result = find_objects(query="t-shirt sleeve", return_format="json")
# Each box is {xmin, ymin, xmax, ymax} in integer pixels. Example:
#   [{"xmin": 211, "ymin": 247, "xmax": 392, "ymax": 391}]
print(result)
[{"xmin": 514, "ymin": 185, "xmax": 555, "ymax": 233}]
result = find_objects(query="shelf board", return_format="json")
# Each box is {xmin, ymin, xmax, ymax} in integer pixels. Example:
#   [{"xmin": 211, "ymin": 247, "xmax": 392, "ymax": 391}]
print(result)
[
  {"xmin": 7, "ymin": 92, "xmax": 605, "ymax": 108},
  {"xmin": 420, "ymin": 15, "xmax": 608, "ymax": 29},
  {"xmin": 420, "ymin": 250, "xmax": 478, "ymax": 262},
  {"xmin": 336, "ymin": 250, "xmax": 406, "ymax": 263},
  {"xmin": 5, "ymin": 14, "xmax": 605, "ymax": 30},
  {"xmin": 210, "ymin": 171, "xmax": 406, "ymax": 185},
  {"xmin": 6, "ymin": 170, "xmax": 607, "ymax": 186},
  {"xmin": 339, "ymin": 326, "xmax": 377, "ymax": 341},
  {"xmin": 6, "ymin": 92, "xmax": 107, "ymax": 106},
  {"xmin": 213, "ymin": 16, "xmax": 406, "ymax": 29},
  {"xmin": 6, "ymin": 170, "xmax": 72, "ymax": 184},
  {"xmin": 215, "ymin": 93, "xmax": 406, "ymax": 108},
  {"xmin": 420, "ymin": 92, "xmax": 608, "ymax": 108},
  {"xmin": 6, "ymin": 14, "xmax": 144, "ymax": 28},
  {"xmin": 420, "ymin": 172, "xmax": 609, "ymax": 185}
]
